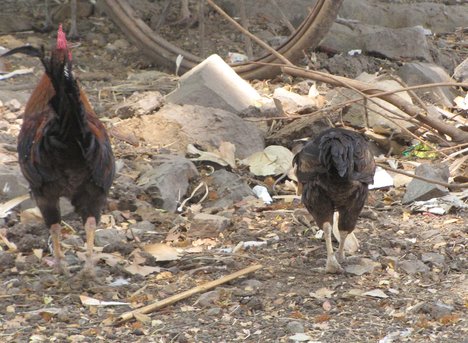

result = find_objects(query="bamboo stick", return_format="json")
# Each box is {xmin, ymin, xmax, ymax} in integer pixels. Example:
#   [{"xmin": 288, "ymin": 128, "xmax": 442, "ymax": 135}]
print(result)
[{"xmin": 114, "ymin": 264, "xmax": 263, "ymax": 325}]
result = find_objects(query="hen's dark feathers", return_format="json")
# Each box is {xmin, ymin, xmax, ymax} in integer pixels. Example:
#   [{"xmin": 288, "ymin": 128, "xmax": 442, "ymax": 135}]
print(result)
[{"xmin": 294, "ymin": 128, "xmax": 375, "ymax": 186}]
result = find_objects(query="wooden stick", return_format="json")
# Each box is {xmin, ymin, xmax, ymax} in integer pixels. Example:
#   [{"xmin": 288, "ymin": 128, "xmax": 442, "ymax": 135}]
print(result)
[
  {"xmin": 377, "ymin": 163, "xmax": 468, "ymax": 190},
  {"xmin": 238, "ymin": 0, "xmax": 253, "ymax": 59},
  {"xmin": 282, "ymin": 66, "xmax": 468, "ymax": 143},
  {"xmin": 114, "ymin": 264, "xmax": 263, "ymax": 325},
  {"xmin": 206, "ymin": 0, "xmax": 293, "ymax": 65}
]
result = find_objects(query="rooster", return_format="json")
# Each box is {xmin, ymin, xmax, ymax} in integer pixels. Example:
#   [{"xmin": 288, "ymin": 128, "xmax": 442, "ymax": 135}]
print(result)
[
  {"xmin": 2, "ymin": 25, "xmax": 115, "ymax": 276},
  {"xmin": 293, "ymin": 128, "xmax": 375, "ymax": 273}
]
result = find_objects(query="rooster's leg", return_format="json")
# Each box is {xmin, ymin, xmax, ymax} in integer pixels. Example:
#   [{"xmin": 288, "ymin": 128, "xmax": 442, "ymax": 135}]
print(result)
[
  {"xmin": 82, "ymin": 216, "xmax": 97, "ymax": 276},
  {"xmin": 50, "ymin": 223, "xmax": 69, "ymax": 275},
  {"xmin": 68, "ymin": 0, "xmax": 79, "ymax": 39},
  {"xmin": 336, "ymin": 230, "xmax": 349, "ymax": 263},
  {"xmin": 323, "ymin": 222, "xmax": 344, "ymax": 273}
]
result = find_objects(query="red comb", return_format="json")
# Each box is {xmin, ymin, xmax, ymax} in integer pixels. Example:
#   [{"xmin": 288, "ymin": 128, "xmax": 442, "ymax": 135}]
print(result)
[
  {"xmin": 56, "ymin": 24, "xmax": 72, "ymax": 60},
  {"xmin": 57, "ymin": 24, "xmax": 68, "ymax": 50}
]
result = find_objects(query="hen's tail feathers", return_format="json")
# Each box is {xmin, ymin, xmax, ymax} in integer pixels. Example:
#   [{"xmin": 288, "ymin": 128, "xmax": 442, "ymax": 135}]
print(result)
[
  {"xmin": 1, "ymin": 45, "xmax": 44, "ymax": 60},
  {"xmin": 319, "ymin": 132, "xmax": 354, "ymax": 179}
]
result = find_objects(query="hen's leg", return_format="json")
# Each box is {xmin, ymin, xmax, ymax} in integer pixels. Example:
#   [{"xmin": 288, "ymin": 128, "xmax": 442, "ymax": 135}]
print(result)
[
  {"xmin": 35, "ymin": 195, "xmax": 69, "ymax": 275},
  {"xmin": 336, "ymin": 230, "xmax": 349, "ymax": 263},
  {"xmin": 323, "ymin": 222, "xmax": 344, "ymax": 273},
  {"xmin": 50, "ymin": 223, "xmax": 69, "ymax": 275},
  {"xmin": 82, "ymin": 216, "xmax": 97, "ymax": 276},
  {"xmin": 68, "ymin": 0, "xmax": 79, "ymax": 39}
]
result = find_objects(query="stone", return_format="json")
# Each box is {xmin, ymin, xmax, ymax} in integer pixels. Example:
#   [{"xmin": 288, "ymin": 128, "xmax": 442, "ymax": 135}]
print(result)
[
  {"xmin": 110, "ymin": 91, "xmax": 164, "ymax": 119},
  {"xmin": 273, "ymin": 87, "xmax": 318, "ymax": 114},
  {"xmin": 333, "ymin": 73, "xmax": 414, "ymax": 134},
  {"xmin": 287, "ymin": 321, "xmax": 305, "ymax": 334},
  {"xmin": 402, "ymin": 163, "xmax": 450, "ymax": 204},
  {"xmin": 0, "ymin": 15, "xmax": 32, "ymax": 33},
  {"xmin": 195, "ymin": 290, "xmax": 221, "ymax": 307},
  {"xmin": 364, "ymin": 26, "xmax": 431, "ymax": 62},
  {"xmin": 204, "ymin": 170, "xmax": 254, "ymax": 209},
  {"xmin": 338, "ymin": 0, "xmax": 468, "ymax": 34},
  {"xmin": 94, "ymin": 229, "xmax": 126, "ymax": 247},
  {"xmin": 453, "ymin": 57, "xmax": 468, "ymax": 83},
  {"xmin": 397, "ymin": 62, "xmax": 458, "ymax": 107},
  {"xmin": 345, "ymin": 259, "xmax": 377, "ymax": 276},
  {"xmin": 116, "ymin": 103, "xmax": 264, "ymax": 159},
  {"xmin": 136, "ymin": 155, "xmax": 199, "ymax": 212},
  {"xmin": 0, "ymin": 165, "xmax": 34, "ymax": 209},
  {"xmin": 128, "ymin": 220, "xmax": 156, "ymax": 240},
  {"xmin": 321, "ymin": 23, "xmax": 431, "ymax": 62},
  {"xmin": 206, "ymin": 307, "xmax": 222, "ymax": 316},
  {"xmin": 399, "ymin": 260, "xmax": 430, "ymax": 275},
  {"xmin": 166, "ymin": 54, "xmax": 262, "ymax": 113},
  {"xmin": 191, "ymin": 213, "xmax": 231, "ymax": 233},
  {"xmin": 420, "ymin": 302, "xmax": 454, "ymax": 320},
  {"xmin": 421, "ymin": 252, "xmax": 445, "ymax": 266}
]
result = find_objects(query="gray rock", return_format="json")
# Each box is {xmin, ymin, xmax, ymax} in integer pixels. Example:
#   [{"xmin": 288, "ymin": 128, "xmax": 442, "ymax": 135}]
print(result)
[
  {"xmin": 116, "ymin": 103, "xmax": 265, "ymax": 159},
  {"xmin": 399, "ymin": 260, "xmax": 430, "ymax": 274},
  {"xmin": 136, "ymin": 155, "xmax": 199, "ymax": 212},
  {"xmin": 205, "ymin": 307, "xmax": 222, "ymax": 316},
  {"xmin": 287, "ymin": 321, "xmax": 305, "ymax": 334},
  {"xmin": 453, "ymin": 57, "xmax": 468, "ymax": 83},
  {"xmin": 345, "ymin": 259, "xmax": 376, "ymax": 276},
  {"xmin": 421, "ymin": 252, "xmax": 445, "ymax": 266},
  {"xmin": 333, "ymin": 73, "xmax": 415, "ymax": 134},
  {"xmin": 242, "ymin": 279, "xmax": 263, "ymax": 291},
  {"xmin": 363, "ymin": 26, "xmax": 432, "ymax": 62},
  {"xmin": 110, "ymin": 91, "xmax": 164, "ymax": 119},
  {"xmin": 192, "ymin": 213, "xmax": 231, "ymax": 232},
  {"xmin": 321, "ymin": 23, "xmax": 431, "ymax": 62},
  {"xmin": 0, "ymin": 15, "xmax": 32, "ymax": 33},
  {"xmin": 195, "ymin": 290, "xmax": 221, "ymax": 308},
  {"xmin": 166, "ymin": 54, "xmax": 262, "ymax": 113},
  {"xmin": 402, "ymin": 163, "xmax": 450, "ymax": 204},
  {"xmin": 338, "ymin": 0, "xmax": 468, "ymax": 33},
  {"xmin": 273, "ymin": 87, "xmax": 318, "ymax": 114},
  {"xmin": 204, "ymin": 170, "xmax": 254, "ymax": 208},
  {"xmin": 420, "ymin": 302, "xmax": 454, "ymax": 320},
  {"xmin": 0, "ymin": 165, "xmax": 34, "ymax": 209},
  {"xmin": 397, "ymin": 62, "xmax": 458, "ymax": 107},
  {"xmin": 62, "ymin": 236, "xmax": 85, "ymax": 248},
  {"xmin": 127, "ymin": 220, "xmax": 156, "ymax": 240},
  {"xmin": 94, "ymin": 228, "xmax": 126, "ymax": 247}
]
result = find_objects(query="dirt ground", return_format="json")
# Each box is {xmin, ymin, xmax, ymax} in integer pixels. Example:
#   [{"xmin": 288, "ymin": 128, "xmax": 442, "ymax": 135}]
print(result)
[{"xmin": 0, "ymin": 1, "xmax": 467, "ymax": 342}]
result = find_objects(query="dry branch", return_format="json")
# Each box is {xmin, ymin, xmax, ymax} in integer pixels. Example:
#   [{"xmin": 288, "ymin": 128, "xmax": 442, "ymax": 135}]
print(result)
[
  {"xmin": 114, "ymin": 264, "xmax": 263, "ymax": 325},
  {"xmin": 377, "ymin": 163, "xmax": 468, "ymax": 190},
  {"xmin": 282, "ymin": 66, "xmax": 468, "ymax": 143}
]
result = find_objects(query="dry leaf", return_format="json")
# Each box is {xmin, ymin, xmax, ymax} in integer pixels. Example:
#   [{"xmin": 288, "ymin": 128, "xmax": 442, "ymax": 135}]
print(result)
[
  {"xmin": 125, "ymin": 263, "xmax": 161, "ymax": 277},
  {"xmin": 241, "ymin": 146, "xmax": 294, "ymax": 176},
  {"xmin": 0, "ymin": 194, "xmax": 30, "ymax": 219},
  {"xmin": 20, "ymin": 207, "xmax": 43, "ymax": 224},
  {"xmin": 310, "ymin": 287, "xmax": 334, "ymax": 299},
  {"xmin": 0, "ymin": 229, "xmax": 17, "ymax": 251},
  {"xmin": 218, "ymin": 141, "xmax": 236, "ymax": 168},
  {"xmin": 134, "ymin": 312, "xmax": 152, "ymax": 324},
  {"xmin": 79, "ymin": 295, "xmax": 129, "ymax": 306},
  {"xmin": 363, "ymin": 289, "xmax": 388, "ymax": 298},
  {"xmin": 33, "ymin": 249, "xmax": 43, "ymax": 260},
  {"xmin": 143, "ymin": 243, "xmax": 180, "ymax": 261}
]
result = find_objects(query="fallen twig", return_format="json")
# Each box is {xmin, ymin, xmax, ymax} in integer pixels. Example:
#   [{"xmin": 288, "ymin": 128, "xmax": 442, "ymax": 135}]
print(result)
[
  {"xmin": 206, "ymin": 0, "xmax": 293, "ymax": 66},
  {"xmin": 377, "ymin": 163, "xmax": 468, "ymax": 190},
  {"xmin": 282, "ymin": 66, "xmax": 468, "ymax": 143},
  {"xmin": 114, "ymin": 264, "xmax": 262, "ymax": 325}
]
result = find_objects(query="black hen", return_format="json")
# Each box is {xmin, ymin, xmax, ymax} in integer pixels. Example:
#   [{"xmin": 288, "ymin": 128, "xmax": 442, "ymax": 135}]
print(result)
[{"xmin": 293, "ymin": 128, "xmax": 375, "ymax": 273}]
